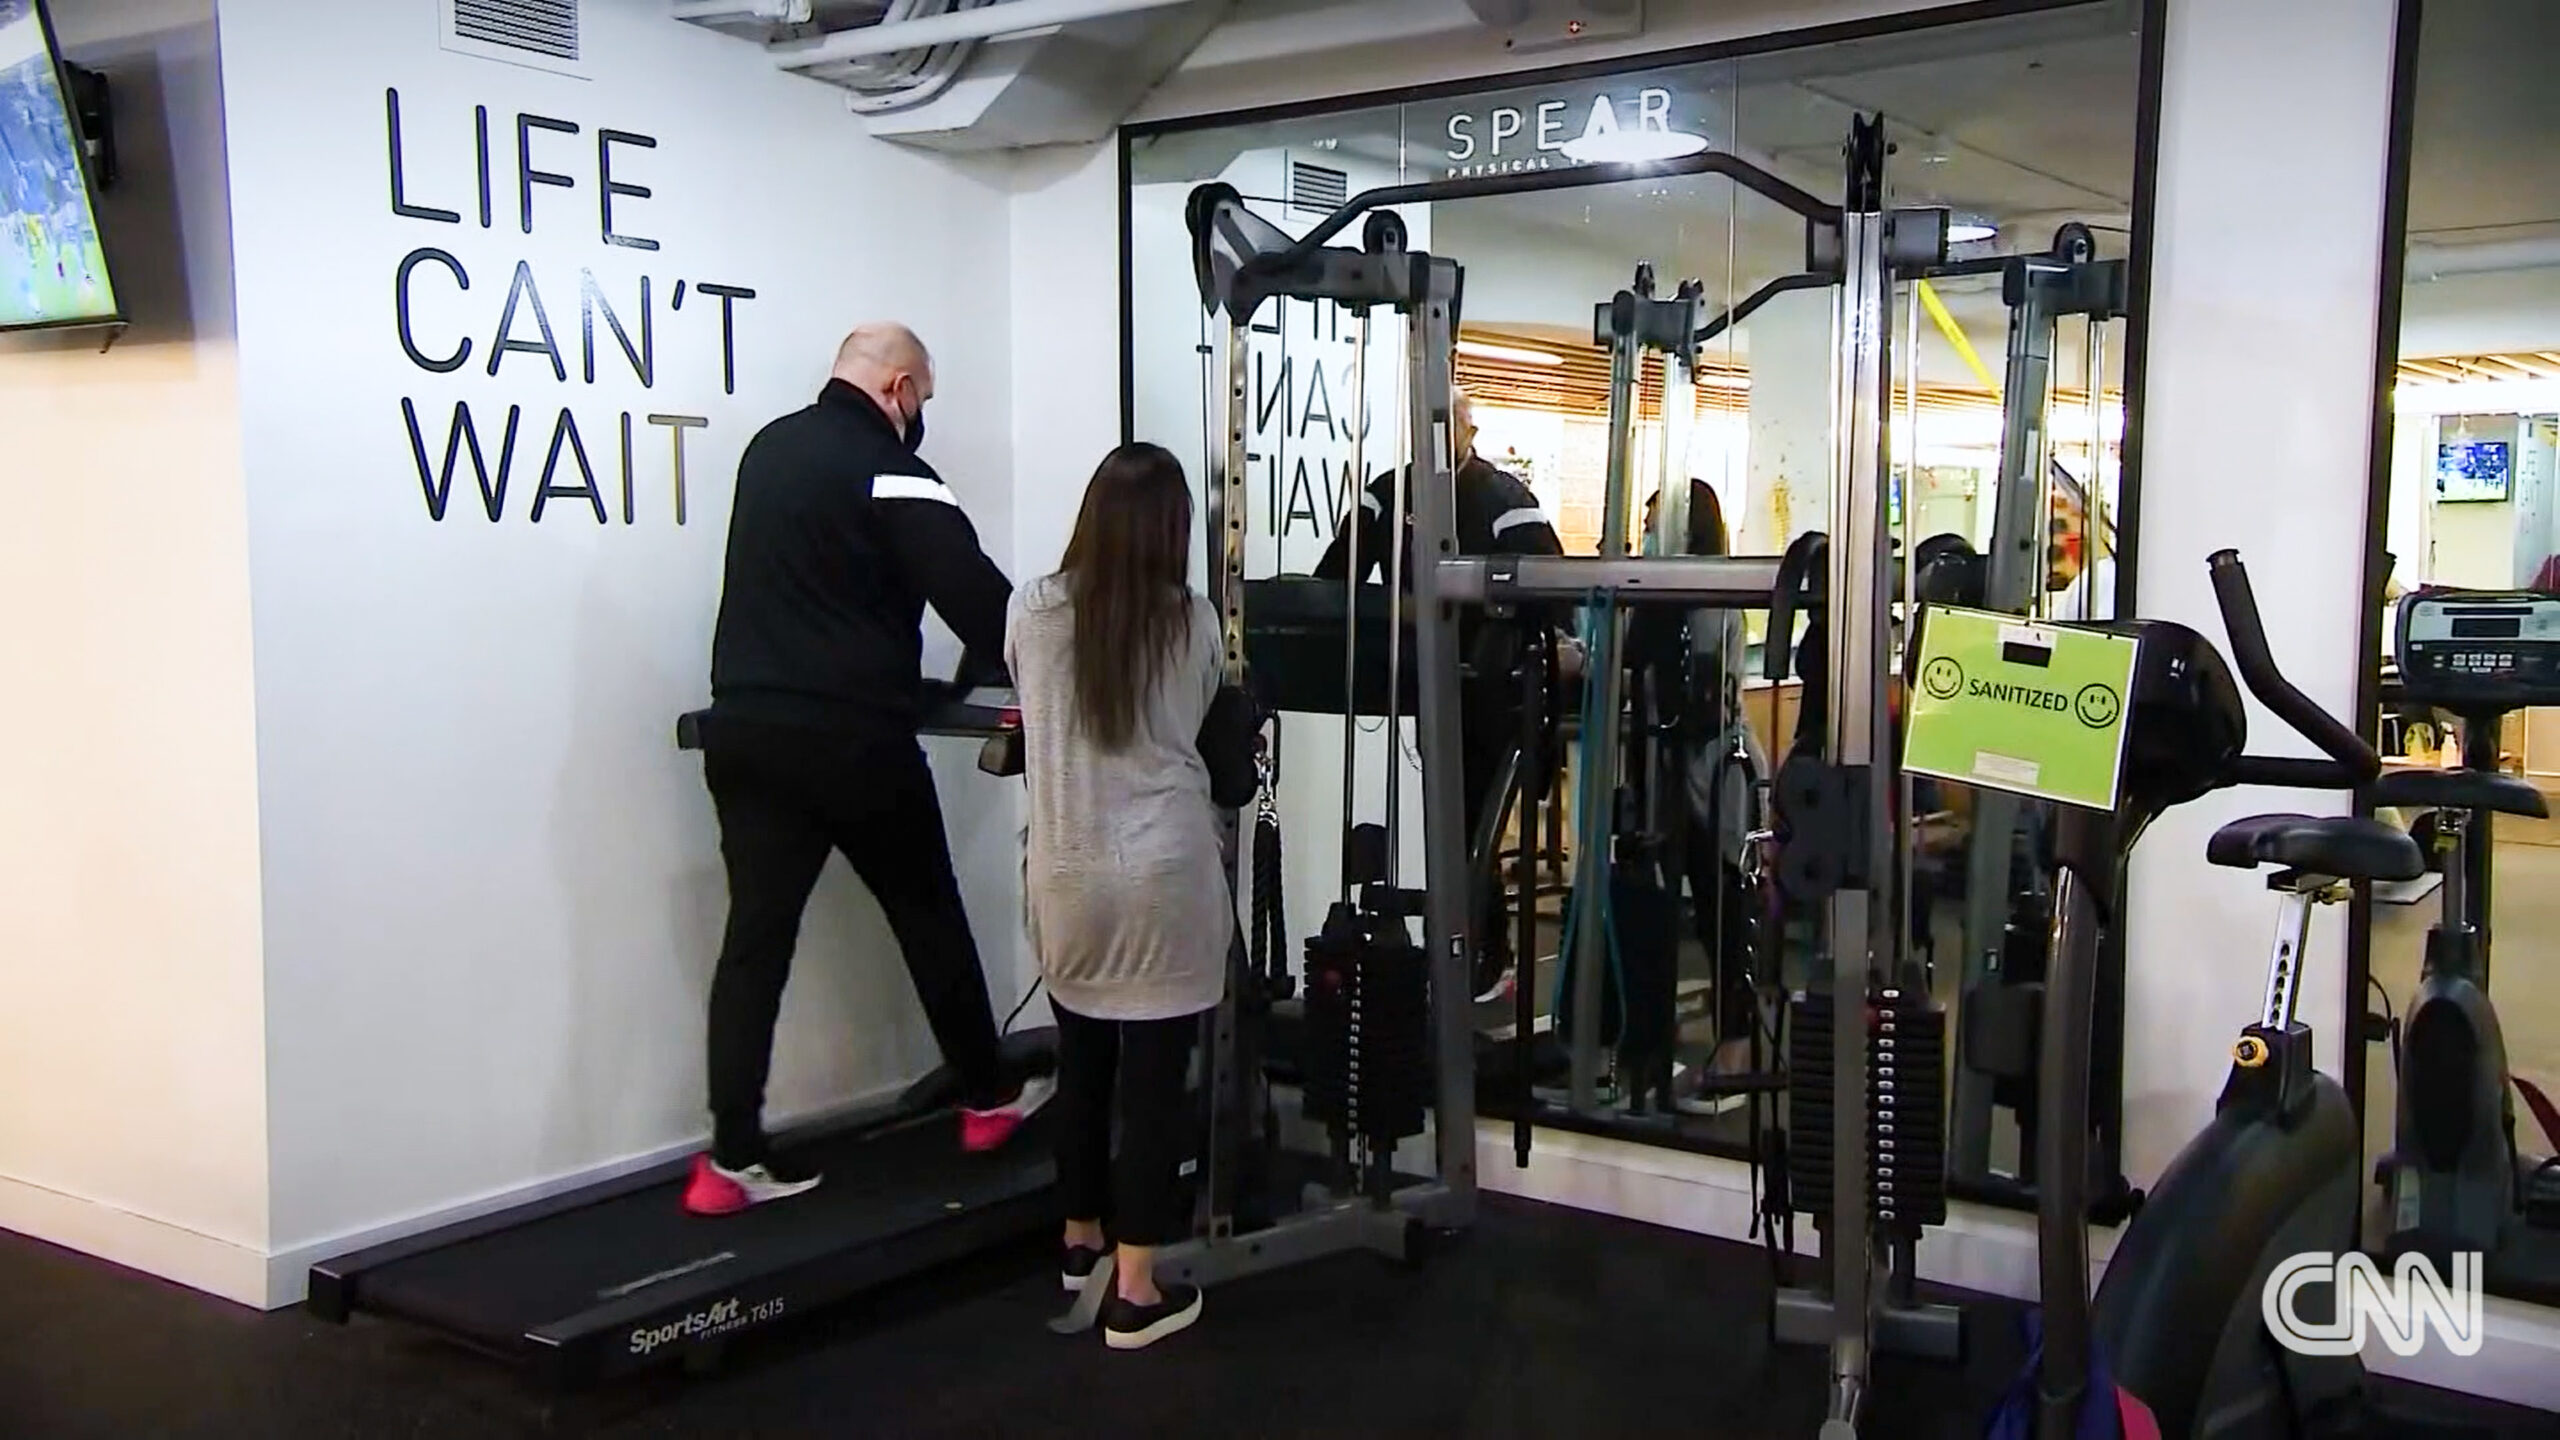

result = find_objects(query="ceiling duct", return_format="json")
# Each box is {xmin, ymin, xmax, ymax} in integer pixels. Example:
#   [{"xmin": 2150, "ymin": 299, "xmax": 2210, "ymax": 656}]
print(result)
[
  {"xmin": 675, "ymin": 0, "xmax": 1228, "ymax": 148},
  {"xmin": 669, "ymin": 0, "xmax": 873, "ymax": 44},
  {"xmin": 2406, "ymin": 233, "xmax": 2560, "ymax": 280}
]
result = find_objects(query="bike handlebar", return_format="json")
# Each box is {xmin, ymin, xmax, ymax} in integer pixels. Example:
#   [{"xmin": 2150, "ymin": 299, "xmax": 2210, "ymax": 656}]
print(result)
[{"xmin": 2207, "ymin": 549, "xmax": 2380, "ymax": 785}]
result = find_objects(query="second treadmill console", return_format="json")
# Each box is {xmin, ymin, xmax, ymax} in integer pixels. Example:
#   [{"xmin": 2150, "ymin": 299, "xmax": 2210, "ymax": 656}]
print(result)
[{"xmin": 2396, "ymin": 588, "xmax": 2560, "ymax": 712}]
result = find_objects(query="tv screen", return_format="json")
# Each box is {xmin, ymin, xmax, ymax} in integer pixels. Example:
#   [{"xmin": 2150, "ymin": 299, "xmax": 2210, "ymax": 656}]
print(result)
[
  {"xmin": 0, "ymin": 0, "xmax": 117, "ymax": 331},
  {"xmin": 2436, "ymin": 439, "xmax": 2512, "ymax": 503}
]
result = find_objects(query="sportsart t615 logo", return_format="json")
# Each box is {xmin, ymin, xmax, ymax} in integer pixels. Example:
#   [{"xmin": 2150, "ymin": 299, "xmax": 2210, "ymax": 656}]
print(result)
[{"xmin": 627, "ymin": 1294, "xmax": 786, "ymax": 1355}]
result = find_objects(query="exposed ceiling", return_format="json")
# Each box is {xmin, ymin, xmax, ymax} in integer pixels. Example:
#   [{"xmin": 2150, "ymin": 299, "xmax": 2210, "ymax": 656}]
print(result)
[
  {"xmin": 2404, "ymin": 0, "xmax": 2560, "ymax": 243},
  {"xmin": 675, "ymin": 0, "xmax": 1234, "ymax": 149},
  {"xmin": 1132, "ymin": 2, "xmax": 2142, "ymax": 384},
  {"xmin": 1134, "ymin": 0, "xmax": 2559, "ymax": 378}
]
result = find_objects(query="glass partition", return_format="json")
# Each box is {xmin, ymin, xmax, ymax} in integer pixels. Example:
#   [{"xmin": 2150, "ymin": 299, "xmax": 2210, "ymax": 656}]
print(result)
[
  {"xmin": 1124, "ymin": 0, "xmax": 2150, "ymax": 1200},
  {"xmin": 2358, "ymin": 0, "xmax": 2560, "ymax": 1308}
]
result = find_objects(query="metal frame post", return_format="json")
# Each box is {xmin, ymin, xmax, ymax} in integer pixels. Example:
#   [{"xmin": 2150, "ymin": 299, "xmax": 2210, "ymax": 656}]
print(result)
[
  {"xmin": 1952, "ymin": 263, "xmax": 2058, "ymax": 1184},
  {"xmin": 1569, "ymin": 294, "xmax": 1644, "ymax": 1114},
  {"xmin": 1814, "ymin": 116, "xmax": 1897, "ymax": 1440},
  {"xmin": 1192, "ymin": 315, "xmax": 1256, "ymax": 1240},
  {"xmin": 1407, "ymin": 263, "xmax": 1480, "ymax": 1213}
]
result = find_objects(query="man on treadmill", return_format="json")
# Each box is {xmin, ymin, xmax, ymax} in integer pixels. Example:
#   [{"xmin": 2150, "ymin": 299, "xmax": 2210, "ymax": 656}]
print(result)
[
  {"xmin": 684, "ymin": 323, "xmax": 1052, "ymax": 1217},
  {"xmin": 1313, "ymin": 384, "xmax": 1564, "ymax": 1002}
]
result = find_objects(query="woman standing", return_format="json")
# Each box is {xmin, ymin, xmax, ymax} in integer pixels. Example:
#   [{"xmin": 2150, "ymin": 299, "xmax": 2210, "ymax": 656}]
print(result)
[{"xmin": 1006, "ymin": 442, "xmax": 1228, "ymax": 1350}]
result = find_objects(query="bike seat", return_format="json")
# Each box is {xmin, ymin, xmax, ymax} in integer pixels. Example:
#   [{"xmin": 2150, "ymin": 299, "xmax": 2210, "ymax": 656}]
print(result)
[
  {"xmin": 2206, "ymin": 812, "xmax": 2424, "ymax": 881},
  {"xmin": 2370, "ymin": 768, "xmax": 2549, "ymax": 819}
]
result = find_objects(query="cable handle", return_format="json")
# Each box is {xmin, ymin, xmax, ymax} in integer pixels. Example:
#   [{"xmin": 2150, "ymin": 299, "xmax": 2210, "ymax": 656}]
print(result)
[
  {"xmin": 1253, "ymin": 729, "xmax": 1279, "ymax": 822},
  {"xmin": 1765, "ymin": 531, "xmax": 1828, "ymax": 682}
]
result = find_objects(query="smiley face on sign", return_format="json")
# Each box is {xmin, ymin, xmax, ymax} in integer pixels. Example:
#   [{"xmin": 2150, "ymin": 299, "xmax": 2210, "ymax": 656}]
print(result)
[
  {"xmin": 1921, "ymin": 656, "xmax": 1965, "ymax": 700},
  {"xmin": 2074, "ymin": 682, "xmax": 2123, "ymax": 729}
]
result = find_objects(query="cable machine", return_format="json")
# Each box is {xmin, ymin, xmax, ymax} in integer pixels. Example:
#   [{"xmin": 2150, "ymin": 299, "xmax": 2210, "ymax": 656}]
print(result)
[
  {"xmin": 1169, "ymin": 145, "xmax": 1856, "ymax": 1290},
  {"xmin": 1424, "ymin": 118, "xmax": 1951, "ymax": 1438},
  {"xmin": 1185, "ymin": 117, "xmax": 1971, "ymax": 1432}
]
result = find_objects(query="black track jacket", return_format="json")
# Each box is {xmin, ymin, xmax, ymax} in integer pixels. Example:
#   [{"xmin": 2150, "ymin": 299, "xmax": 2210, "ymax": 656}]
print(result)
[
  {"xmin": 1311, "ymin": 455, "xmax": 1561, "ymax": 583},
  {"xmin": 707, "ymin": 380, "xmax": 1011, "ymax": 742}
]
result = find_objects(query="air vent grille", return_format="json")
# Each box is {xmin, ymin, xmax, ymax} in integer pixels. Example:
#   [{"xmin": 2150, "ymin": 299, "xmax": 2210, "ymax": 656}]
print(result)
[
  {"xmin": 1289, "ymin": 161, "xmax": 1348, "ymax": 214},
  {"xmin": 454, "ymin": 0, "xmax": 578, "ymax": 60},
  {"xmin": 440, "ymin": 0, "xmax": 586, "ymax": 77}
]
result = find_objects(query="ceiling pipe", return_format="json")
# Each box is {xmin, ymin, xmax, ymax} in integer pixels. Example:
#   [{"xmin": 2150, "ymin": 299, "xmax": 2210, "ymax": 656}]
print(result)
[
  {"xmin": 672, "ymin": 0, "xmax": 810, "ymax": 21},
  {"xmin": 2406, "ymin": 234, "xmax": 2560, "ymax": 279},
  {"xmin": 771, "ymin": 0, "xmax": 1193, "ymax": 69}
]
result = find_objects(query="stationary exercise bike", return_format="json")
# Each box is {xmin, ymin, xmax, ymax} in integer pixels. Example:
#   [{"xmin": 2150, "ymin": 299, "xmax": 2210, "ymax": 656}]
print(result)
[
  {"xmin": 2007, "ymin": 550, "xmax": 2425, "ymax": 1439},
  {"xmin": 2372, "ymin": 586, "xmax": 2560, "ymax": 1302}
]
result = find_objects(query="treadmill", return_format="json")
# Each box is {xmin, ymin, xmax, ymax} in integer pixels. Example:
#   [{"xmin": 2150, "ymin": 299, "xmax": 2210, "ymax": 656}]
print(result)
[{"xmin": 308, "ymin": 672, "xmax": 1051, "ymax": 1387}]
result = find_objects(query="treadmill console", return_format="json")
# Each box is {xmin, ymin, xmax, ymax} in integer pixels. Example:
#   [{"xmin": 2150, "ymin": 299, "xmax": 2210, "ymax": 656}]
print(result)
[{"xmin": 2395, "ymin": 588, "xmax": 2560, "ymax": 712}]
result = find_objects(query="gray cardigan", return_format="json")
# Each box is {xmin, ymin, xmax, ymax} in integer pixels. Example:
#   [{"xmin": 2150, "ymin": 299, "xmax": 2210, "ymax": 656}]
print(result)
[{"xmin": 1005, "ymin": 577, "xmax": 1231, "ymax": 1021}]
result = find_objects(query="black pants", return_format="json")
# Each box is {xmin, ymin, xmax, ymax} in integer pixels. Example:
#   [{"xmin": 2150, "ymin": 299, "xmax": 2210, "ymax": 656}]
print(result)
[
  {"xmin": 1461, "ymin": 680, "xmax": 1517, "ymax": 978},
  {"xmin": 703, "ymin": 719, "xmax": 1007, "ymax": 1157},
  {"xmin": 1052, "ymin": 1002, "xmax": 1200, "ymax": 1247}
]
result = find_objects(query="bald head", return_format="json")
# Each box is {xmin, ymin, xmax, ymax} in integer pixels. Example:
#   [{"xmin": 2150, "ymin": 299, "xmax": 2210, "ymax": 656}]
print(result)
[
  {"xmin": 833, "ymin": 323, "xmax": 934, "ymax": 440},
  {"xmin": 1451, "ymin": 383, "xmax": 1477, "ymax": 464}
]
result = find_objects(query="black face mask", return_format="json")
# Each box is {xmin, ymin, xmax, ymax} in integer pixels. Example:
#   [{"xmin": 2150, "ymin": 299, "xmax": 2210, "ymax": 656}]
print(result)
[{"xmin": 897, "ymin": 381, "xmax": 927, "ymax": 453}]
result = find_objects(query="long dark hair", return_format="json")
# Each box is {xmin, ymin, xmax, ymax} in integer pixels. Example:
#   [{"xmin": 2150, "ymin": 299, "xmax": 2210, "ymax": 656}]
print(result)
[
  {"xmin": 1646, "ymin": 479, "xmax": 1731, "ymax": 556},
  {"xmin": 1059, "ymin": 442, "xmax": 1194, "ymax": 749},
  {"xmin": 1688, "ymin": 479, "xmax": 1730, "ymax": 557}
]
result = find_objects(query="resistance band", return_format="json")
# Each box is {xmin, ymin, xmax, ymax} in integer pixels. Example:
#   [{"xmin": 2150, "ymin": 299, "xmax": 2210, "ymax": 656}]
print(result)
[
  {"xmin": 1916, "ymin": 278, "xmax": 2000, "ymax": 393},
  {"xmin": 1552, "ymin": 592, "xmax": 1629, "ymax": 1023}
]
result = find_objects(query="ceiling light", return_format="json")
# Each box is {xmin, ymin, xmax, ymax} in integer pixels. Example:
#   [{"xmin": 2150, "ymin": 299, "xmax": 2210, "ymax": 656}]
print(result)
[
  {"xmin": 1560, "ymin": 127, "xmax": 1712, "ymax": 165},
  {"xmin": 1458, "ymin": 339, "xmax": 1565, "ymax": 366},
  {"xmin": 1947, "ymin": 215, "xmax": 1998, "ymax": 244}
]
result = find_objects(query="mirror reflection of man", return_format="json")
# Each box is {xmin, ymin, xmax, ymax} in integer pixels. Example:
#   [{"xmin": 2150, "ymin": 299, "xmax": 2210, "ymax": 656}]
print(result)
[{"xmin": 1313, "ymin": 385, "xmax": 1563, "ymax": 1001}]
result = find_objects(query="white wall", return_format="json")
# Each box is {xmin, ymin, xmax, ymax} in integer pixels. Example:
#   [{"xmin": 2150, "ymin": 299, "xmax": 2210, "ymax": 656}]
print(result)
[
  {"xmin": 0, "ymin": 0, "xmax": 270, "ymax": 1303},
  {"xmin": 214, "ymin": 0, "xmax": 1025, "ymax": 1284},
  {"xmin": 2127, "ymin": 0, "xmax": 2396, "ymax": 1169},
  {"xmin": 1003, "ymin": 138, "xmax": 1126, "ymax": 1010},
  {"xmin": 1434, "ymin": 205, "xmax": 1643, "ymax": 337}
]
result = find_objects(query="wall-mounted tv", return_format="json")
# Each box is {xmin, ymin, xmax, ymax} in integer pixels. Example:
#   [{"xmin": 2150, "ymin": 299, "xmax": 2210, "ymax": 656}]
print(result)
[
  {"xmin": 2436, "ymin": 438, "xmax": 2513, "ymax": 503},
  {"xmin": 0, "ymin": 0, "xmax": 118, "ymax": 332}
]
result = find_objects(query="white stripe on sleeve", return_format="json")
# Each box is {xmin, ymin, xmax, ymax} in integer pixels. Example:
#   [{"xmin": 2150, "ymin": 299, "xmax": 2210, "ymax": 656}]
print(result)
[
  {"xmin": 1491, "ymin": 506, "xmax": 1548, "ymax": 536},
  {"xmin": 873, "ymin": 474, "xmax": 960, "ymax": 507},
  {"xmin": 1360, "ymin": 490, "xmax": 1384, "ymax": 516}
]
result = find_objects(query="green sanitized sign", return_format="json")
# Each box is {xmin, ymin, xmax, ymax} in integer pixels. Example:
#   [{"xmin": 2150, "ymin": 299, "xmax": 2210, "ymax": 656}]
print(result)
[{"xmin": 1903, "ymin": 606, "xmax": 2139, "ymax": 812}]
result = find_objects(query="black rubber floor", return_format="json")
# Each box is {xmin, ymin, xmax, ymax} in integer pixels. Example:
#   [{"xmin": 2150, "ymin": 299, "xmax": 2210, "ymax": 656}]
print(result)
[
  {"xmin": 3, "ymin": 1194, "xmax": 2544, "ymax": 1439},
  {"xmin": 347, "ymin": 1112, "xmax": 1053, "ymax": 1350}
]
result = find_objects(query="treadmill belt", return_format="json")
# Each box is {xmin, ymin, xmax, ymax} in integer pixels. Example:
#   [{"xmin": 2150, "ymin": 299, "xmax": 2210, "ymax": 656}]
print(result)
[{"xmin": 354, "ymin": 1113, "xmax": 1055, "ymax": 1354}]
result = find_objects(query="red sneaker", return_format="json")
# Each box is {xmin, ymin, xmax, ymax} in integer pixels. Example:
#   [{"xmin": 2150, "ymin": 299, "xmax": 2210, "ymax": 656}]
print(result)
[
  {"xmin": 959, "ymin": 1074, "xmax": 1057, "ymax": 1152},
  {"xmin": 681, "ymin": 1153, "xmax": 821, "ymax": 1216}
]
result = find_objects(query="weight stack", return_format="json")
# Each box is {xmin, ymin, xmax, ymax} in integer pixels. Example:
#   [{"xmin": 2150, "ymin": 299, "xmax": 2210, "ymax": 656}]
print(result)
[
  {"xmin": 1783, "ymin": 983, "xmax": 1949, "ymax": 1233},
  {"xmin": 1786, "ymin": 986, "xmax": 1837, "ymax": 1216},
  {"xmin": 1870, "ymin": 984, "xmax": 1948, "ymax": 1233},
  {"xmin": 1300, "ymin": 904, "xmax": 1430, "ymax": 1147}
]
